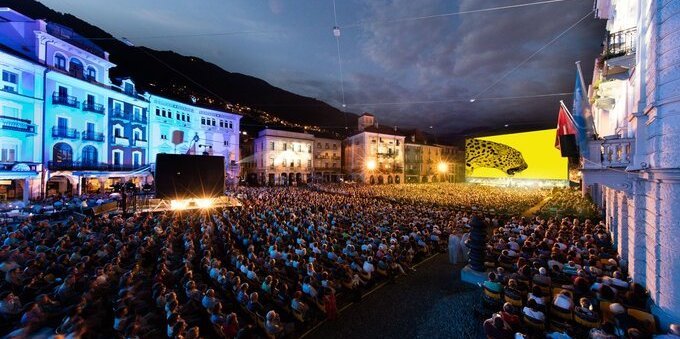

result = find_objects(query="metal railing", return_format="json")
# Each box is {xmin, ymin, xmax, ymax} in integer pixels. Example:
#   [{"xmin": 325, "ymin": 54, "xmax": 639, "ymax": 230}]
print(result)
[
  {"xmin": 82, "ymin": 101, "xmax": 105, "ymax": 114},
  {"xmin": 48, "ymin": 161, "xmax": 145, "ymax": 171},
  {"xmin": 605, "ymin": 27, "xmax": 637, "ymax": 60},
  {"xmin": 0, "ymin": 115, "xmax": 35, "ymax": 133},
  {"xmin": 131, "ymin": 114, "xmax": 147, "ymax": 124},
  {"xmin": 111, "ymin": 108, "xmax": 129, "ymax": 119},
  {"xmin": 82, "ymin": 131, "xmax": 105, "ymax": 142},
  {"xmin": 52, "ymin": 127, "xmax": 79, "ymax": 139},
  {"xmin": 52, "ymin": 93, "xmax": 79, "ymax": 108}
]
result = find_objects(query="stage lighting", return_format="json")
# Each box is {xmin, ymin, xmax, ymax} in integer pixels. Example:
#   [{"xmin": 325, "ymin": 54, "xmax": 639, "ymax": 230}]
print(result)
[
  {"xmin": 196, "ymin": 198, "xmax": 214, "ymax": 209},
  {"xmin": 366, "ymin": 160, "xmax": 377, "ymax": 171},
  {"xmin": 170, "ymin": 200, "xmax": 189, "ymax": 210}
]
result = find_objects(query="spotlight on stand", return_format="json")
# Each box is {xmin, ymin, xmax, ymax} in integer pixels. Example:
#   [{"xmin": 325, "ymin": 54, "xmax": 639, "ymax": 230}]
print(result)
[{"xmin": 366, "ymin": 160, "xmax": 377, "ymax": 171}]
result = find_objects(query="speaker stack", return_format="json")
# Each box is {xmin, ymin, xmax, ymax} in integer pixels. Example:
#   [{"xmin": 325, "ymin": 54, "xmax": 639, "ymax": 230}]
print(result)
[{"xmin": 467, "ymin": 216, "xmax": 487, "ymax": 272}]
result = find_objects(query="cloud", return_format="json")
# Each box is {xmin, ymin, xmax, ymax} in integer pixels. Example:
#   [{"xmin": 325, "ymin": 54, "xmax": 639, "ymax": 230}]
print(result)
[{"xmin": 340, "ymin": 0, "xmax": 605, "ymax": 133}]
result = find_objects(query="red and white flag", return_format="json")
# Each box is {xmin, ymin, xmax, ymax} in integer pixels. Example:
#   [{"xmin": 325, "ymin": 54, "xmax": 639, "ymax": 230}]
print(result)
[{"xmin": 555, "ymin": 102, "xmax": 577, "ymax": 150}]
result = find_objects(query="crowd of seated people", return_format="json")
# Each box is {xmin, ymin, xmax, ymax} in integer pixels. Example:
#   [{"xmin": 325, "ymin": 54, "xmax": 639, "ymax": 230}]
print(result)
[
  {"xmin": 313, "ymin": 183, "xmax": 548, "ymax": 216},
  {"xmin": 480, "ymin": 215, "xmax": 675, "ymax": 338},
  {"xmin": 0, "ymin": 185, "xmax": 483, "ymax": 338},
  {"xmin": 538, "ymin": 188, "xmax": 600, "ymax": 221}
]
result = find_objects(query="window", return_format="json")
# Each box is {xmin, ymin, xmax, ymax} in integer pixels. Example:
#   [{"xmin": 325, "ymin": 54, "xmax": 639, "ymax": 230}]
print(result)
[
  {"xmin": 270, "ymin": 142, "xmax": 275, "ymax": 150},
  {"xmin": 86, "ymin": 94, "xmax": 95, "ymax": 105},
  {"xmin": 82, "ymin": 146, "xmax": 97, "ymax": 165},
  {"xmin": 114, "ymin": 126, "xmax": 123, "ymax": 138},
  {"xmin": 181, "ymin": 113, "xmax": 186, "ymax": 122},
  {"xmin": 156, "ymin": 108, "xmax": 160, "ymax": 116},
  {"xmin": 86, "ymin": 122, "xmax": 95, "ymax": 135},
  {"xmin": 201, "ymin": 117, "xmax": 205, "ymax": 125},
  {"xmin": 133, "ymin": 107, "xmax": 142, "ymax": 121},
  {"xmin": 2, "ymin": 106, "xmax": 19, "ymax": 118},
  {"xmin": 1, "ymin": 70, "xmax": 18, "ymax": 93},
  {"xmin": 124, "ymin": 82, "xmax": 134, "ymax": 94},
  {"xmin": 212, "ymin": 118, "xmax": 216, "ymax": 126},
  {"xmin": 52, "ymin": 142, "xmax": 72, "ymax": 163},
  {"xmin": 283, "ymin": 143, "xmax": 287, "ymax": 151},
  {"xmin": 307, "ymin": 160, "xmax": 312, "ymax": 168},
  {"xmin": 112, "ymin": 150, "xmax": 123, "ymax": 165},
  {"xmin": 161, "ymin": 134, "xmax": 167, "ymax": 140},
  {"xmin": 86, "ymin": 66, "xmax": 96, "ymax": 81},
  {"xmin": 187, "ymin": 115, "xmax": 190, "ymax": 122},
  {"xmin": 69, "ymin": 58, "xmax": 83, "ymax": 76},
  {"xmin": 219, "ymin": 120, "xmax": 223, "ymax": 128},
  {"xmin": 54, "ymin": 54, "xmax": 66, "ymax": 70},
  {"xmin": 269, "ymin": 157, "xmax": 275, "ymax": 168},
  {"xmin": 133, "ymin": 129, "xmax": 141, "ymax": 141},
  {"xmin": 176, "ymin": 113, "xmax": 180, "ymax": 120},
  {"xmin": 162, "ymin": 110, "xmax": 166, "ymax": 118},
  {"xmin": 325, "ymin": 143, "xmax": 329, "ymax": 149},
  {"xmin": 0, "ymin": 143, "xmax": 17, "ymax": 162},
  {"xmin": 297, "ymin": 159, "xmax": 301, "ymax": 167},
  {"xmin": 132, "ymin": 152, "xmax": 141, "ymax": 167},
  {"xmin": 57, "ymin": 117, "xmax": 68, "ymax": 130},
  {"xmin": 57, "ymin": 86, "xmax": 68, "ymax": 97}
]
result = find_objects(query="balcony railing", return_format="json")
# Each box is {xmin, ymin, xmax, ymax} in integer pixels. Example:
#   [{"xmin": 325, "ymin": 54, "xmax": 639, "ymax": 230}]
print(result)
[
  {"xmin": 111, "ymin": 108, "xmax": 129, "ymax": 120},
  {"xmin": 52, "ymin": 127, "xmax": 79, "ymax": 139},
  {"xmin": 48, "ymin": 161, "xmax": 145, "ymax": 171},
  {"xmin": 583, "ymin": 138, "xmax": 634, "ymax": 168},
  {"xmin": 82, "ymin": 101, "xmax": 105, "ymax": 114},
  {"xmin": 52, "ymin": 93, "xmax": 79, "ymax": 108},
  {"xmin": 111, "ymin": 135, "xmax": 130, "ymax": 146},
  {"xmin": 0, "ymin": 115, "xmax": 36, "ymax": 133},
  {"xmin": 82, "ymin": 131, "xmax": 105, "ymax": 142},
  {"xmin": 131, "ymin": 115, "xmax": 147, "ymax": 124},
  {"xmin": 604, "ymin": 28, "xmax": 637, "ymax": 60},
  {"xmin": 133, "ymin": 139, "xmax": 148, "ymax": 147}
]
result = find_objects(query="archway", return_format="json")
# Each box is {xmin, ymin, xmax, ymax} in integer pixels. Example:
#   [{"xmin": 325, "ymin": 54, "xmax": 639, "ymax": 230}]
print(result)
[
  {"xmin": 280, "ymin": 173, "xmax": 288, "ymax": 186},
  {"xmin": 377, "ymin": 176, "xmax": 384, "ymax": 185},
  {"xmin": 395, "ymin": 175, "xmax": 401, "ymax": 184},
  {"xmin": 46, "ymin": 175, "xmax": 73, "ymax": 196},
  {"xmin": 369, "ymin": 176, "xmax": 375, "ymax": 185},
  {"xmin": 387, "ymin": 175, "xmax": 393, "ymax": 184}
]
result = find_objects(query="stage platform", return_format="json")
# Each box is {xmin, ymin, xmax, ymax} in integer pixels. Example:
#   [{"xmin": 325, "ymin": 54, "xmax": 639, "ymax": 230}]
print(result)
[
  {"xmin": 460, "ymin": 264, "xmax": 488, "ymax": 286},
  {"xmin": 131, "ymin": 196, "xmax": 242, "ymax": 213}
]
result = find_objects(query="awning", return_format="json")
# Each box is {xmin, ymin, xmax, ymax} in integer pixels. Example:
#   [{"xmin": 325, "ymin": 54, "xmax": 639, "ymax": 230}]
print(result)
[
  {"xmin": 72, "ymin": 166, "xmax": 152, "ymax": 177},
  {"xmin": 0, "ymin": 171, "xmax": 39, "ymax": 180}
]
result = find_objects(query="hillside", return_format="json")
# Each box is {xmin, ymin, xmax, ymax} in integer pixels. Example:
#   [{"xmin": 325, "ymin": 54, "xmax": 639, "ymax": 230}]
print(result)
[{"xmin": 0, "ymin": 0, "xmax": 358, "ymax": 136}]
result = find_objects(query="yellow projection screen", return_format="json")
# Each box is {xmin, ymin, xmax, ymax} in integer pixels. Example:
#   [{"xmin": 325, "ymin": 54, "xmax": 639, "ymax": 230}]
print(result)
[{"xmin": 465, "ymin": 129, "xmax": 568, "ymax": 185}]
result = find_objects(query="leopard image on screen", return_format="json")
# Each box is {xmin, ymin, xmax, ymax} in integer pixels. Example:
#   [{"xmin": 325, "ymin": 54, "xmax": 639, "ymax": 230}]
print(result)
[{"xmin": 465, "ymin": 138, "xmax": 528, "ymax": 176}]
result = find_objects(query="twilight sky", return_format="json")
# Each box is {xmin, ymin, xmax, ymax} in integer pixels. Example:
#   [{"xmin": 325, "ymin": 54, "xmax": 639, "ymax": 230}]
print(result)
[{"xmin": 38, "ymin": 0, "xmax": 605, "ymax": 134}]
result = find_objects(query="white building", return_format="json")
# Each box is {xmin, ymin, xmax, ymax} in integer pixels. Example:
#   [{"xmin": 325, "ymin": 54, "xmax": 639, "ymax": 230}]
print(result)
[
  {"xmin": 253, "ymin": 129, "xmax": 314, "ymax": 185},
  {"xmin": 582, "ymin": 0, "xmax": 680, "ymax": 326},
  {"xmin": 343, "ymin": 113, "xmax": 405, "ymax": 184},
  {"xmin": 148, "ymin": 95, "xmax": 240, "ymax": 184},
  {"xmin": 0, "ymin": 45, "xmax": 45, "ymax": 201},
  {"xmin": 312, "ymin": 137, "xmax": 342, "ymax": 183}
]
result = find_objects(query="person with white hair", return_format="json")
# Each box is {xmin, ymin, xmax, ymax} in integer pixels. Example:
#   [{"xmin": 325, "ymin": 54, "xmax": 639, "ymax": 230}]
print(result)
[
  {"xmin": 654, "ymin": 323, "xmax": 680, "ymax": 338},
  {"xmin": 265, "ymin": 310, "xmax": 284, "ymax": 336}
]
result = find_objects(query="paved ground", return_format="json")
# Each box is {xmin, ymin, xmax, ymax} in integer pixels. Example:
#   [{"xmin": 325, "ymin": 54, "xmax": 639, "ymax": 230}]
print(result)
[{"xmin": 305, "ymin": 255, "xmax": 485, "ymax": 339}]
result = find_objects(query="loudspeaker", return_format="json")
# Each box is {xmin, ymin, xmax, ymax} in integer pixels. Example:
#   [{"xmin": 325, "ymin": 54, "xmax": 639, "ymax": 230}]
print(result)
[{"xmin": 559, "ymin": 134, "xmax": 579, "ymax": 158}]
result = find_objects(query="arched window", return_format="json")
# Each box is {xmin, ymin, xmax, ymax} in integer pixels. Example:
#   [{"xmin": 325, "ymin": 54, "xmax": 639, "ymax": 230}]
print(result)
[
  {"xmin": 86, "ymin": 66, "xmax": 96, "ymax": 81},
  {"xmin": 53, "ymin": 142, "xmax": 73, "ymax": 163},
  {"xmin": 69, "ymin": 58, "xmax": 84, "ymax": 77},
  {"xmin": 82, "ymin": 145, "xmax": 98, "ymax": 165},
  {"xmin": 54, "ymin": 53, "xmax": 66, "ymax": 70}
]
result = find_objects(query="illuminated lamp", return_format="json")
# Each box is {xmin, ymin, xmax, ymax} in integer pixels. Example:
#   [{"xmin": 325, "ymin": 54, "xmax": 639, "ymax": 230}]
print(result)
[
  {"xmin": 196, "ymin": 198, "xmax": 214, "ymax": 209},
  {"xmin": 366, "ymin": 160, "xmax": 377, "ymax": 171},
  {"xmin": 170, "ymin": 200, "xmax": 189, "ymax": 210},
  {"xmin": 437, "ymin": 162, "xmax": 448, "ymax": 173}
]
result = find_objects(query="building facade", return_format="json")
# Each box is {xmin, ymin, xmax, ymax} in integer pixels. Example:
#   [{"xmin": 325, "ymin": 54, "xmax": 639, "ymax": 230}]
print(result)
[
  {"xmin": 404, "ymin": 140, "xmax": 444, "ymax": 183},
  {"xmin": 582, "ymin": 0, "xmax": 680, "ymax": 326},
  {"xmin": 148, "ymin": 95, "xmax": 241, "ymax": 185},
  {"xmin": 312, "ymin": 137, "xmax": 342, "ymax": 183},
  {"xmin": 252, "ymin": 129, "xmax": 314, "ymax": 185},
  {"xmin": 0, "ymin": 7, "xmax": 241, "ymax": 200},
  {"xmin": 0, "ymin": 47, "xmax": 45, "ymax": 201},
  {"xmin": 343, "ymin": 114, "xmax": 405, "ymax": 184},
  {"xmin": 437, "ymin": 144, "xmax": 465, "ymax": 183}
]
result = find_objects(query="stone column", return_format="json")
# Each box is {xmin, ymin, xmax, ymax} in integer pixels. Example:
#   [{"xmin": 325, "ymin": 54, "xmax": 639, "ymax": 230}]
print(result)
[
  {"xmin": 22, "ymin": 178, "xmax": 30, "ymax": 202},
  {"xmin": 627, "ymin": 180, "xmax": 645, "ymax": 282}
]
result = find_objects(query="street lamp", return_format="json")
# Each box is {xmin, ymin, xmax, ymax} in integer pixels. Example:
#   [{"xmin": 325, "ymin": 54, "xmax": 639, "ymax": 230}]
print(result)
[
  {"xmin": 366, "ymin": 159, "xmax": 377, "ymax": 171},
  {"xmin": 437, "ymin": 162, "xmax": 448, "ymax": 174}
]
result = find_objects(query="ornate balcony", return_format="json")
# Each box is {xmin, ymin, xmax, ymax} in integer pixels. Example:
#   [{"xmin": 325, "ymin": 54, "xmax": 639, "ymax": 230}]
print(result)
[
  {"xmin": 582, "ymin": 137, "xmax": 634, "ymax": 169},
  {"xmin": 604, "ymin": 28, "xmax": 637, "ymax": 60},
  {"xmin": 82, "ymin": 101, "xmax": 105, "ymax": 114},
  {"xmin": 52, "ymin": 127, "xmax": 79, "ymax": 139},
  {"xmin": 52, "ymin": 93, "xmax": 79, "ymax": 108},
  {"xmin": 0, "ymin": 115, "xmax": 36, "ymax": 133},
  {"xmin": 82, "ymin": 131, "xmax": 105, "ymax": 142},
  {"xmin": 133, "ymin": 139, "xmax": 148, "ymax": 147}
]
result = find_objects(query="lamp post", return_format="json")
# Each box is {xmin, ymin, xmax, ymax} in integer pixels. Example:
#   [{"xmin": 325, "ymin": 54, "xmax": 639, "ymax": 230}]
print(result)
[
  {"xmin": 366, "ymin": 159, "xmax": 376, "ymax": 184},
  {"xmin": 437, "ymin": 162, "xmax": 448, "ymax": 183}
]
